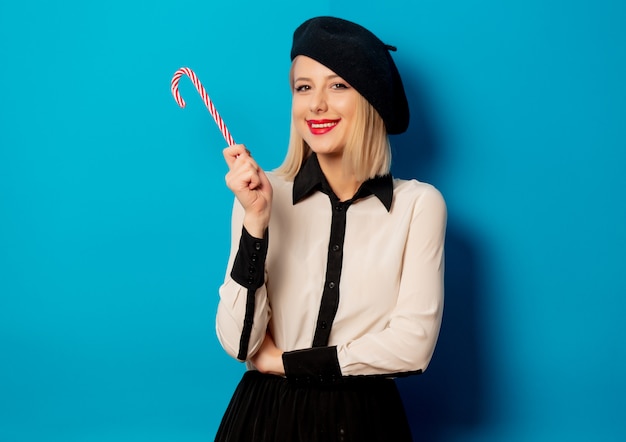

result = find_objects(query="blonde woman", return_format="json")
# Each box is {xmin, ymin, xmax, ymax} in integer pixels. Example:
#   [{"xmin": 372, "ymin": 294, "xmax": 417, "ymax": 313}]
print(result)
[{"xmin": 215, "ymin": 16, "xmax": 447, "ymax": 441}]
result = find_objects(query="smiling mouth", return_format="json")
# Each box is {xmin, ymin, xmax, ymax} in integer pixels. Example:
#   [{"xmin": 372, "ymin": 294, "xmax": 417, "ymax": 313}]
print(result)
[
  {"xmin": 307, "ymin": 119, "xmax": 340, "ymax": 133},
  {"xmin": 310, "ymin": 121, "xmax": 337, "ymax": 128}
]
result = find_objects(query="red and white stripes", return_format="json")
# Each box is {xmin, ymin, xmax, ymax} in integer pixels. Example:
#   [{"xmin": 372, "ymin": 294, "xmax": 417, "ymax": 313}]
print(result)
[{"xmin": 171, "ymin": 67, "xmax": 235, "ymax": 146}]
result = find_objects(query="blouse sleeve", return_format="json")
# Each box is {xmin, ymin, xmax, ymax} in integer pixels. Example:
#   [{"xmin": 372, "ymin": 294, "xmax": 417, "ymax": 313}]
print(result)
[
  {"xmin": 283, "ymin": 185, "xmax": 446, "ymax": 382},
  {"xmin": 216, "ymin": 198, "xmax": 271, "ymax": 361}
]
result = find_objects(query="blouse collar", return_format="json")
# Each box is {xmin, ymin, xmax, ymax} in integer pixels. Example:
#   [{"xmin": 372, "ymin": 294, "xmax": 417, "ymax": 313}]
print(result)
[{"xmin": 292, "ymin": 154, "xmax": 393, "ymax": 212}]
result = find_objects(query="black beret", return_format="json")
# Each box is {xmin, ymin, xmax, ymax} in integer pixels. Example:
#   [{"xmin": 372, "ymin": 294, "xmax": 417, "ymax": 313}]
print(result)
[{"xmin": 291, "ymin": 16, "xmax": 409, "ymax": 135}]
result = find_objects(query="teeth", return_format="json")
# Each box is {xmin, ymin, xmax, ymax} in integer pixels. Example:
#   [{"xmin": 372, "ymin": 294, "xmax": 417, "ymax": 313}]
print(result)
[{"xmin": 310, "ymin": 122, "xmax": 337, "ymax": 128}]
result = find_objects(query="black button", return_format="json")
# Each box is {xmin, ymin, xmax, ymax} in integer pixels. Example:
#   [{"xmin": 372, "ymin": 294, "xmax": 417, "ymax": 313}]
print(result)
[
  {"xmin": 332, "ymin": 244, "xmax": 340, "ymax": 252},
  {"xmin": 248, "ymin": 265, "xmax": 256, "ymax": 274},
  {"xmin": 251, "ymin": 253, "xmax": 258, "ymax": 262},
  {"xmin": 254, "ymin": 242, "xmax": 261, "ymax": 251},
  {"xmin": 334, "ymin": 205, "xmax": 343, "ymax": 211},
  {"xmin": 328, "ymin": 281, "xmax": 336, "ymax": 289},
  {"xmin": 321, "ymin": 321, "xmax": 327, "ymax": 329},
  {"xmin": 247, "ymin": 277, "xmax": 254, "ymax": 284}
]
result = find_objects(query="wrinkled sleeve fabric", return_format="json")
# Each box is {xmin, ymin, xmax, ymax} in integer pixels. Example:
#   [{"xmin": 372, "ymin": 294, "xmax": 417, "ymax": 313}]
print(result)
[
  {"xmin": 336, "ymin": 186, "xmax": 447, "ymax": 376},
  {"xmin": 216, "ymin": 198, "xmax": 271, "ymax": 361}
]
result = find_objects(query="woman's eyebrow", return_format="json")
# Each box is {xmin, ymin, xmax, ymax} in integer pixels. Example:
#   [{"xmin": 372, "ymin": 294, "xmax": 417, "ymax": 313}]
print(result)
[{"xmin": 293, "ymin": 74, "xmax": 343, "ymax": 83}]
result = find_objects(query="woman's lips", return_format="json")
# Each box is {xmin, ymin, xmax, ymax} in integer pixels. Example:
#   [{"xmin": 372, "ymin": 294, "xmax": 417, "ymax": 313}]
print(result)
[{"xmin": 307, "ymin": 119, "xmax": 340, "ymax": 135}]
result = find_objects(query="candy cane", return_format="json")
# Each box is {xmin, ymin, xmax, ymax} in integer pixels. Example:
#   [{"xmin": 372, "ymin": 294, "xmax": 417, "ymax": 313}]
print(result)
[{"xmin": 171, "ymin": 67, "xmax": 235, "ymax": 146}]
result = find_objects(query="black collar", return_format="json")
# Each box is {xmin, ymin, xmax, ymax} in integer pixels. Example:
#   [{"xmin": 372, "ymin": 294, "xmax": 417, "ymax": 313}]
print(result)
[{"xmin": 292, "ymin": 154, "xmax": 393, "ymax": 212}]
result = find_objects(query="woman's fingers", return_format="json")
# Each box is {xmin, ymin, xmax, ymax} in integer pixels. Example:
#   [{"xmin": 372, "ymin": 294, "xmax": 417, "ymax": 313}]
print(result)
[
  {"xmin": 256, "ymin": 166, "xmax": 271, "ymax": 190},
  {"xmin": 225, "ymin": 156, "xmax": 261, "ymax": 191},
  {"xmin": 223, "ymin": 144, "xmax": 263, "ymax": 189},
  {"xmin": 223, "ymin": 144, "xmax": 251, "ymax": 169}
]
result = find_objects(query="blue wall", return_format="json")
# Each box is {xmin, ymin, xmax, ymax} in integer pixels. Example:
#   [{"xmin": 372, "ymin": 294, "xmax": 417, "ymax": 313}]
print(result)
[{"xmin": 1, "ymin": 1, "xmax": 624, "ymax": 440}]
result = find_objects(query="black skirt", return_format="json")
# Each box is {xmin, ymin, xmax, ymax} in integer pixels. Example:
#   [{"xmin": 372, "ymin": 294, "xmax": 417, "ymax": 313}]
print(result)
[{"xmin": 215, "ymin": 370, "xmax": 413, "ymax": 442}]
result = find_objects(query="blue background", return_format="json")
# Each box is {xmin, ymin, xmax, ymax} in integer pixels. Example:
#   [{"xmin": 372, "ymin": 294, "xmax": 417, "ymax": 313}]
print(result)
[{"xmin": 1, "ymin": 0, "xmax": 625, "ymax": 440}]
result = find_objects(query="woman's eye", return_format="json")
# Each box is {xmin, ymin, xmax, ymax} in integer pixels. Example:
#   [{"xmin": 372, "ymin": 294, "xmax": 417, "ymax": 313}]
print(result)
[
  {"xmin": 295, "ymin": 84, "xmax": 310, "ymax": 92},
  {"xmin": 331, "ymin": 83, "xmax": 349, "ymax": 89}
]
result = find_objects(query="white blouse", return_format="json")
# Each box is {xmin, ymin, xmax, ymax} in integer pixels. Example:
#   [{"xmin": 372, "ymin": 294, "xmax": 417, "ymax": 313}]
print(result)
[{"xmin": 216, "ymin": 154, "xmax": 446, "ymax": 380}]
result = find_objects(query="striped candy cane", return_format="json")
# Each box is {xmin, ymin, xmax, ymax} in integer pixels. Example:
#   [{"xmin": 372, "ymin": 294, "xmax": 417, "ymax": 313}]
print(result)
[{"xmin": 171, "ymin": 67, "xmax": 235, "ymax": 146}]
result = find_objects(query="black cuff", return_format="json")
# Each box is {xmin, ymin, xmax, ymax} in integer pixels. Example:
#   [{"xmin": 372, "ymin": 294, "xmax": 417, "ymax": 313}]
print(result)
[
  {"xmin": 282, "ymin": 346, "xmax": 342, "ymax": 386},
  {"xmin": 230, "ymin": 227, "xmax": 268, "ymax": 290}
]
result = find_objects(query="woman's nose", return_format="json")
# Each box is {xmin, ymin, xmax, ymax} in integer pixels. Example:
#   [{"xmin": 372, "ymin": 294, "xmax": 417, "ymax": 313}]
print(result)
[{"xmin": 309, "ymin": 90, "xmax": 328, "ymax": 113}]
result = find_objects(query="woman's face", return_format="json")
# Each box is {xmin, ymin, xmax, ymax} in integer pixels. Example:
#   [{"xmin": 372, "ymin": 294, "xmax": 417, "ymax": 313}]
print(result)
[{"xmin": 291, "ymin": 56, "xmax": 359, "ymax": 159}]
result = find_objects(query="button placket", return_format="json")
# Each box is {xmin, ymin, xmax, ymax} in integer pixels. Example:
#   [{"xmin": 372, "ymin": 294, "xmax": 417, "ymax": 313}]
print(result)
[{"xmin": 312, "ymin": 198, "xmax": 351, "ymax": 347}]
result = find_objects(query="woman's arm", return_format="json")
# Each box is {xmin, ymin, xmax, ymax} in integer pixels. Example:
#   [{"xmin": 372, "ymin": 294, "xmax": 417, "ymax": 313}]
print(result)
[
  {"xmin": 216, "ymin": 145, "xmax": 273, "ymax": 361},
  {"xmin": 337, "ymin": 186, "xmax": 446, "ymax": 376},
  {"xmin": 281, "ymin": 185, "xmax": 446, "ymax": 382}
]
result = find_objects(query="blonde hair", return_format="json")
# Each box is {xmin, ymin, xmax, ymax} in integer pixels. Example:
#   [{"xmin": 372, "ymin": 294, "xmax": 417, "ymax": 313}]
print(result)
[{"xmin": 275, "ymin": 80, "xmax": 391, "ymax": 182}]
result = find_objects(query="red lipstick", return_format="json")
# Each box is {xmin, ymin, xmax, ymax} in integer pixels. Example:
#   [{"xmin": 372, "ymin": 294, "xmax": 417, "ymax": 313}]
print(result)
[{"xmin": 307, "ymin": 119, "xmax": 340, "ymax": 135}]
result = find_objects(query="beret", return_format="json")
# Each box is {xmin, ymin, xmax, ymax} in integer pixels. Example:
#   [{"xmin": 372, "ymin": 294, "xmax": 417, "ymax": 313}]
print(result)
[{"xmin": 291, "ymin": 16, "xmax": 409, "ymax": 134}]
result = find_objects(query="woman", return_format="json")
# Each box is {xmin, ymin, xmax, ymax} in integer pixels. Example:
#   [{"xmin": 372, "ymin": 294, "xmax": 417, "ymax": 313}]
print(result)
[{"xmin": 215, "ymin": 16, "xmax": 446, "ymax": 441}]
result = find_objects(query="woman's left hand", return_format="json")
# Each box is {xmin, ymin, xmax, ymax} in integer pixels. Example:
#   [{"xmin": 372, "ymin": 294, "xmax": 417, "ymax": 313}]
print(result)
[{"xmin": 250, "ymin": 332, "xmax": 285, "ymax": 376}]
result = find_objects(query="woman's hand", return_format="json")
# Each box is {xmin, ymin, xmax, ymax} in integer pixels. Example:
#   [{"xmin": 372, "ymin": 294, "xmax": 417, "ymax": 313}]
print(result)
[
  {"xmin": 223, "ymin": 144, "xmax": 273, "ymax": 238},
  {"xmin": 250, "ymin": 332, "xmax": 285, "ymax": 376}
]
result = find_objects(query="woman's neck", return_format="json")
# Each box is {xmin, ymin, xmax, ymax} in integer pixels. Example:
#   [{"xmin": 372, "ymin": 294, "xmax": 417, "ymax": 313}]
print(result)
[{"xmin": 317, "ymin": 154, "xmax": 361, "ymax": 202}]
